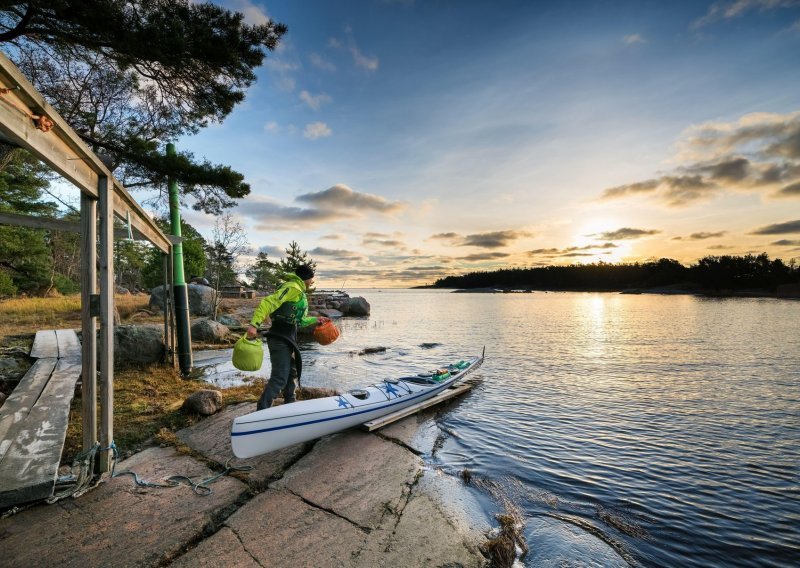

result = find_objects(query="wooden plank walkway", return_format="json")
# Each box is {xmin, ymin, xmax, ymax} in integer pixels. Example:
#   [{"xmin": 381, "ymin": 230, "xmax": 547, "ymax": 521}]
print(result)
[
  {"xmin": 0, "ymin": 330, "xmax": 82, "ymax": 508},
  {"xmin": 361, "ymin": 383, "xmax": 474, "ymax": 432}
]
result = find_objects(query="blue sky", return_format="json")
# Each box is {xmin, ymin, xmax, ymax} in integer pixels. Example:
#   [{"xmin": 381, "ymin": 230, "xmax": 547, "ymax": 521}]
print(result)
[{"xmin": 177, "ymin": 0, "xmax": 800, "ymax": 286}]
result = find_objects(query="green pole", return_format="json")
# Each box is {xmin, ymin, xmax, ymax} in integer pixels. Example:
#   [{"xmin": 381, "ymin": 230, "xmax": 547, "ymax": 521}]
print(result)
[{"xmin": 167, "ymin": 143, "xmax": 193, "ymax": 375}]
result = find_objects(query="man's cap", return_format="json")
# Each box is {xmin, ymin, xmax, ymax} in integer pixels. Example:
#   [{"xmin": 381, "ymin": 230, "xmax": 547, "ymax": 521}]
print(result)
[{"xmin": 295, "ymin": 264, "xmax": 315, "ymax": 280}]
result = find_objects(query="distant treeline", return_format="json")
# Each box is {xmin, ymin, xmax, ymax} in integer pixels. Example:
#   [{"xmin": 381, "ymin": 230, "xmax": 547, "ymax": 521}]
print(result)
[{"xmin": 432, "ymin": 254, "xmax": 800, "ymax": 292}]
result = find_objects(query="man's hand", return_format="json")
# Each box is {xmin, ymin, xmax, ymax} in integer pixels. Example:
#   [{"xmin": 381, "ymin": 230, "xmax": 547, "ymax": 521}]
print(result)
[
  {"xmin": 246, "ymin": 325, "xmax": 258, "ymax": 339},
  {"xmin": 317, "ymin": 317, "xmax": 330, "ymax": 325}
]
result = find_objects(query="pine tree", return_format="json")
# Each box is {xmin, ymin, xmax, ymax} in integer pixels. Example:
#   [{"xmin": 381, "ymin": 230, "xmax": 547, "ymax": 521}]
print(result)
[
  {"xmin": 0, "ymin": 151, "xmax": 56, "ymax": 293},
  {"xmin": 141, "ymin": 218, "xmax": 207, "ymax": 290},
  {"xmin": 278, "ymin": 241, "xmax": 317, "ymax": 275},
  {"xmin": 246, "ymin": 252, "xmax": 279, "ymax": 292},
  {"xmin": 0, "ymin": 1, "xmax": 287, "ymax": 214}
]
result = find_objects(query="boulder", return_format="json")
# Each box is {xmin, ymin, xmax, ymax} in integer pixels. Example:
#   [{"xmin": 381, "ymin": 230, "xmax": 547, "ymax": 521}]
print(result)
[
  {"xmin": 0, "ymin": 392, "xmax": 6, "ymax": 406},
  {"xmin": 114, "ymin": 324, "xmax": 164, "ymax": 365},
  {"xmin": 182, "ymin": 390, "xmax": 223, "ymax": 416},
  {"xmin": 149, "ymin": 284, "xmax": 215, "ymax": 316},
  {"xmin": 191, "ymin": 319, "xmax": 230, "ymax": 343},
  {"xmin": 317, "ymin": 308, "xmax": 343, "ymax": 319},
  {"xmin": 344, "ymin": 296, "xmax": 370, "ymax": 316},
  {"xmin": 216, "ymin": 314, "xmax": 242, "ymax": 327}
]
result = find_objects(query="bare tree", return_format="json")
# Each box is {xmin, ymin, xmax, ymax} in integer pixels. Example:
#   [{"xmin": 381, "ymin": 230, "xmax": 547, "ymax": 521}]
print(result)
[{"xmin": 205, "ymin": 213, "xmax": 249, "ymax": 318}]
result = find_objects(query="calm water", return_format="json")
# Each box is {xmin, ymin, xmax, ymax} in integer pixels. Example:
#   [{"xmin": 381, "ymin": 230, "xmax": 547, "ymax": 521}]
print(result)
[{"xmin": 206, "ymin": 289, "xmax": 800, "ymax": 567}]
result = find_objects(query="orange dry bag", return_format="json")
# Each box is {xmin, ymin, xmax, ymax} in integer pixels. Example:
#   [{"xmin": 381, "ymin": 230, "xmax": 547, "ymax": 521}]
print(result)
[{"xmin": 313, "ymin": 319, "xmax": 340, "ymax": 345}]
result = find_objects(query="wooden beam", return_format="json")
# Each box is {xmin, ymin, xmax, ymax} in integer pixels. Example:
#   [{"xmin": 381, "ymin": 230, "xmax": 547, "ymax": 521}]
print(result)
[
  {"xmin": 81, "ymin": 193, "xmax": 97, "ymax": 454},
  {"xmin": 0, "ymin": 53, "xmax": 170, "ymax": 253},
  {"xmin": 111, "ymin": 182, "xmax": 170, "ymax": 252},
  {"xmin": 360, "ymin": 383, "xmax": 474, "ymax": 431},
  {"xmin": 98, "ymin": 177, "xmax": 114, "ymax": 473},
  {"xmin": 0, "ymin": 210, "xmax": 142, "ymax": 240}
]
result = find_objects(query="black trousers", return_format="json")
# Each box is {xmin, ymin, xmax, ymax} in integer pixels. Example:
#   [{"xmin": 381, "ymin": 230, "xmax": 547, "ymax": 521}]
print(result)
[{"xmin": 257, "ymin": 335, "xmax": 298, "ymax": 410}]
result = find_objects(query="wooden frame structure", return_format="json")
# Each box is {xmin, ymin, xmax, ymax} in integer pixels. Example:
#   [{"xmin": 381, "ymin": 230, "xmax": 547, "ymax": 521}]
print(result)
[{"xmin": 0, "ymin": 52, "xmax": 172, "ymax": 473}]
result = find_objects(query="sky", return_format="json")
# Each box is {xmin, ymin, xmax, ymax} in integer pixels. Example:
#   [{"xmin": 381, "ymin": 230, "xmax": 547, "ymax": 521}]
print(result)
[{"xmin": 176, "ymin": 0, "xmax": 800, "ymax": 287}]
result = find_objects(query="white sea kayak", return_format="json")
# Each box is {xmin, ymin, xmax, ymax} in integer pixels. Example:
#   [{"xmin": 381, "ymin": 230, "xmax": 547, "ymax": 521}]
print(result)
[{"xmin": 230, "ymin": 354, "xmax": 483, "ymax": 458}]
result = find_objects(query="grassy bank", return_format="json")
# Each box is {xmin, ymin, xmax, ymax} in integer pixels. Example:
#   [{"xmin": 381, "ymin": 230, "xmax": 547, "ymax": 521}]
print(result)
[
  {"xmin": 0, "ymin": 293, "xmax": 317, "ymax": 465},
  {"xmin": 0, "ymin": 294, "xmax": 153, "ymax": 339}
]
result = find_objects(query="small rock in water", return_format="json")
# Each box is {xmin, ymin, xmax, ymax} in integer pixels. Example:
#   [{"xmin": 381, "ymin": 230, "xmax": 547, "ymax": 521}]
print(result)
[
  {"xmin": 358, "ymin": 346, "xmax": 387, "ymax": 356},
  {"xmin": 419, "ymin": 342, "xmax": 441, "ymax": 349}
]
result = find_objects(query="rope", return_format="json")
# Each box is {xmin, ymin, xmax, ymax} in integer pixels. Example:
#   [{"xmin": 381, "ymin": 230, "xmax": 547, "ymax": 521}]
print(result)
[
  {"xmin": 46, "ymin": 443, "xmax": 101, "ymax": 503},
  {"xmin": 46, "ymin": 440, "xmax": 253, "ymax": 504},
  {"xmin": 0, "ymin": 86, "xmax": 55, "ymax": 132},
  {"xmin": 110, "ymin": 442, "xmax": 253, "ymax": 496}
]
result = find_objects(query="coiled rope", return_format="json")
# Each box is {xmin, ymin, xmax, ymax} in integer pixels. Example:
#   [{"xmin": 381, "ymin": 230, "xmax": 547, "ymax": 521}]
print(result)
[{"xmin": 46, "ymin": 440, "xmax": 253, "ymax": 504}]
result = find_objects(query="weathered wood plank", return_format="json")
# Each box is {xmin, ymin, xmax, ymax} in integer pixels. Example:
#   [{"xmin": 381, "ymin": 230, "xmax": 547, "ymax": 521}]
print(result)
[
  {"xmin": 0, "ymin": 359, "xmax": 57, "ymax": 463},
  {"xmin": 55, "ymin": 329, "xmax": 81, "ymax": 360},
  {"xmin": 29, "ymin": 330, "xmax": 58, "ymax": 359},
  {"xmin": 0, "ymin": 358, "xmax": 81, "ymax": 508},
  {"xmin": 0, "ymin": 53, "xmax": 170, "ymax": 253},
  {"xmin": 361, "ymin": 383, "xmax": 474, "ymax": 432},
  {"xmin": 98, "ymin": 177, "xmax": 115, "ymax": 473},
  {"xmin": 81, "ymin": 193, "xmax": 98, "ymax": 453}
]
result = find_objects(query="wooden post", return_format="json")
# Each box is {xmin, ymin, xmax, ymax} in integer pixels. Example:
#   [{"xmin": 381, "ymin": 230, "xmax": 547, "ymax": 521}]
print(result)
[
  {"xmin": 168, "ymin": 246, "xmax": 177, "ymax": 370},
  {"xmin": 98, "ymin": 177, "xmax": 114, "ymax": 473},
  {"xmin": 80, "ymin": 193, "xmax": 97, "ymax": 453},
  {"xmin": 162, "ymin": 252, "xmax": 170, "ymax": 365}
]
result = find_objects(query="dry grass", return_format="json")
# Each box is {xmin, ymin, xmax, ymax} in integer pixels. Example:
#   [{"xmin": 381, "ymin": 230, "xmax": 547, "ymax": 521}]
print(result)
[
  {"xmin": 0, "ymin": 294, "xmax": 151, "ymax": 339},
  {"xmin": 62, "ymin": 363, "xmax": 265, "ymax": 461},
  {"xmin": 61, "ymin": 362, "xmax": 336, "ymax": 464}
]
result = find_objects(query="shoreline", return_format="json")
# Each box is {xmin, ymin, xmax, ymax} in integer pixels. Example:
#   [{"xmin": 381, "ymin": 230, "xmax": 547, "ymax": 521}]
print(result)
[
  {"xmin": 0, "ymin": 400, "xmax": 492, "ymax": 567},
  {"xmin": 431, "ymin": 286, "xmax": 799, "ymax": 299}
]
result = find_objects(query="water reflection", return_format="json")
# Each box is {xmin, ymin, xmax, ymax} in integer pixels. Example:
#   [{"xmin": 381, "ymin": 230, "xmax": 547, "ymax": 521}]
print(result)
[{"xmin": 197, "ymin": 290, "xmax": 800, "ymax": 568}]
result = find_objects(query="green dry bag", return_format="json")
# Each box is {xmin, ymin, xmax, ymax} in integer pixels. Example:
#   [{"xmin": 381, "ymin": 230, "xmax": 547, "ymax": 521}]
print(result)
[{"xmin": 232, "ymin": 335, "xmax": 264, "ymax": 371}]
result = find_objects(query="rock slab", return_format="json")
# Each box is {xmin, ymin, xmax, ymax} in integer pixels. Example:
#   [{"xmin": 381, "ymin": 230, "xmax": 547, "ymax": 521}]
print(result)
[{"xmin": 0, "ymin": 446, "xmax": 247, "ymax": 568}]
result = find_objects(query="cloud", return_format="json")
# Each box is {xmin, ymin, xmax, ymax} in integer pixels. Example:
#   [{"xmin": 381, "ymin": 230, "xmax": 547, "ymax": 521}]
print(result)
[
  {"xmin": 459, "ymin": 252, "xmax": 511, "ymax": 261},
  {"xmin": 602, "ymin": 175, "xmax": 717, "ymax": 206},
  {"xmin": 258, "ymin": 245, "xmax": 284, "ymax": 256},
  {"xmin": 692, "ymin": 0, "xmax": 800, "ymax": 29},
  {"xmin": 307, "ymin": 247, "xmax": 367, "ymax": 261},
  {"xmin": 776, "ymin": 180, "xmax": 800, "ymax": 197},
  {"xmin": 674, "ymin": 231, "xmax": 727, "ymax": 240},
  {"xmin": 527, "ymin": 243, "xmax": 618, "ymax": 257},
  {"xmin": 242, "ymin": 197, "xmax": 351, "ymax": 229},
  {"xmin": 749, "ymin": 219, "xmax": 800, "ymax": 234},
  {"xmin": 303, "ymin": 122, "xmax": 332, "ymax": 139},
  {"xmin": 600, "ymin": 111, "xmax": 800, "ymax": 207},
  {"xmin": 349, "ymin": 45, "xmax": 379, "ymax": 71},
  {"xmin": 428, "ymin": 232, "xmax": 461, "ymax": 242},
  {"xmin": 329, "ymin": 29, "xmax": 379, "ymax": 71},
  {"xmin": 300, "ymin": 90, "xmax": 332, "ymax": 110},
  {"xmin": 320, "ymin": 233, "xmax": 342, "ymax": 240},
  {"xmin": 297, "ymin": 184, "xmax": 405, "ymax": 213},
  {"xmin": 622, "ymin": 33, "xmax": 645, "ymax": 45},
  {"xmin": 708, "ymin": 244, "xmax": 735, "ymax": 250},
  {"xmin": 309, "ymin": 53, "xmax": 336, "ymax": 71},
  {"xmin": 264, "ymin": 121, "xmax": 279, "ymax": 133},
  {"xmin": 770, "ymin": 238, "xmax": 800, "ymax": 245},
  {"xmin": 596, "ymin": 227, "xmax": 661, "ymax": 240},
  {"xmin": 228, "ymin": 0, "xmax": 272, "ymax": 25},
  {"xmin": 528, "ymin": 248, "xmax": 560, "ymax": 255},
  {"xmin": 363, "ymin": 238, "xmax": 406, "ymax": 248},
  {"xmin": 461, "ymin": 230, "xmax": 533, "ymax": 248}
]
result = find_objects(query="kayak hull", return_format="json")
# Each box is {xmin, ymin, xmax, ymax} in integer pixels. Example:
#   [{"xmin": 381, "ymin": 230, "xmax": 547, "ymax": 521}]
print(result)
[{"xmin": 231, "ymin": 355, "xmax": 482, "ymax": 458}]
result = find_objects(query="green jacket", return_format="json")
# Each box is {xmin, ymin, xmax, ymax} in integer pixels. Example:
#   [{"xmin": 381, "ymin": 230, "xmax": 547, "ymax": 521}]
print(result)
[{"xmin": 250, "ymin": 273, "xmax": 318, "ymax": 329}]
